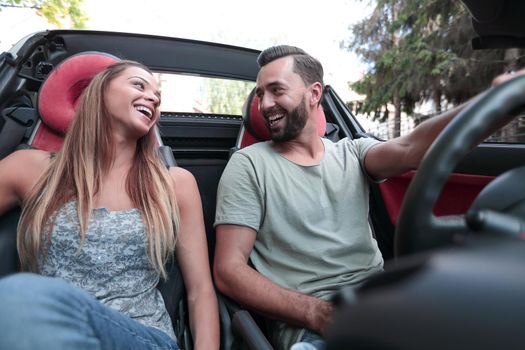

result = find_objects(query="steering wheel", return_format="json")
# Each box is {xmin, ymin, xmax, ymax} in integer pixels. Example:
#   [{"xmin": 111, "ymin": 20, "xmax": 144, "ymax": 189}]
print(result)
[{"xmin": 395, "ymin": 74, "xmax": 525, "ymax": 256}]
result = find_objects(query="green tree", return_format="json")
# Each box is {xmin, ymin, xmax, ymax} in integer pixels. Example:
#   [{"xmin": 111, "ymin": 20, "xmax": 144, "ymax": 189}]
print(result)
[
  {"xmin": 343, "ymin": 0, "xmax": 524, "ymax": 137},
  {"xmin": 206, "ymin": 78, "xmax": 254, "ymax": 115},
  {"xmin": 0, "ymin": 0, "xmax": 87, "ymax": 28}
]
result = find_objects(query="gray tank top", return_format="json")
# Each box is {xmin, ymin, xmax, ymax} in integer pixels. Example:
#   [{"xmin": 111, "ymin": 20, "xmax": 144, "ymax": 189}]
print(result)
[{"xmin": 38, "ymin": 201, "xmax": 176, "ymax": 339}]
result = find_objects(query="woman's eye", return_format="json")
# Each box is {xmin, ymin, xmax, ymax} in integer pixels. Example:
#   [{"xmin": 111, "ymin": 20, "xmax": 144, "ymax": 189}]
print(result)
[{"xmin": 133, "ymin": 81, "xmax": 145, "ymax": 89}]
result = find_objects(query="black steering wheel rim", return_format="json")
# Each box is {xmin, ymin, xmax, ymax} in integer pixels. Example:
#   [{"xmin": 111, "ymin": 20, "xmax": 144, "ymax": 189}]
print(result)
[{"xmin": 395, "ymin": 74, "xmax": 525, "ymax": 257}]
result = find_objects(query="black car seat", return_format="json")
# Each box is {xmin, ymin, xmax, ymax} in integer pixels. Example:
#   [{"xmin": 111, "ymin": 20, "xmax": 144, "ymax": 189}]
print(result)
[{"xmin": 0, "ymin": 51, "xmax": 190, "ymax": 346}]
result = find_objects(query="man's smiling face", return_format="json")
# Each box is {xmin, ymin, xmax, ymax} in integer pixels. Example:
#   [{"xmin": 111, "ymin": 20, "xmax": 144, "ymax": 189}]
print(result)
[{"xmin": 256, "ymin": 56, "xmax": 310, "ymax": 142}]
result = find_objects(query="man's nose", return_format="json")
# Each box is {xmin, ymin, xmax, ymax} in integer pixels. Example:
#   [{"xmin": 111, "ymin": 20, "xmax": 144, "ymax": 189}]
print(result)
[{"xmin": 259, "ymin": 94, "xmax": 275, "ymax": 112}]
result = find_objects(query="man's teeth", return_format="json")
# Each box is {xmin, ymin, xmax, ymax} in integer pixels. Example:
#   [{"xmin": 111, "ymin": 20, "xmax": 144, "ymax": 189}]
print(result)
[
  {"xmin": 269, "ymin": 114, "xmax": 284, "ymax": 125},
  {"xmin": 135, "ymin": 105, "xmax": 152, "ymax": 119}
]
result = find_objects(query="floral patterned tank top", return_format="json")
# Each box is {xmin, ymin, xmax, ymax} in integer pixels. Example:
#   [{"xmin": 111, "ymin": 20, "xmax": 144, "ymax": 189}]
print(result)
[{"xmin": 38, "ymin": 201, "xmax": 176, "ymax": 339}]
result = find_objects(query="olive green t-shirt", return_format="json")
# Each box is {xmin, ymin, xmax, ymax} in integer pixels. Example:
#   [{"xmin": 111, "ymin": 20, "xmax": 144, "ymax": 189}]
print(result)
[{"xmin": 215, "ymin": 137, "xmax": 384, "ymax": 349}]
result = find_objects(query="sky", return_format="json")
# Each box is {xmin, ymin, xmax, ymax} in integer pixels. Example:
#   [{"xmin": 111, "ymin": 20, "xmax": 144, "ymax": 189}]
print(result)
[{"xmin": 0, "ymin": 0, "xmax": 371, "ymax": 101}]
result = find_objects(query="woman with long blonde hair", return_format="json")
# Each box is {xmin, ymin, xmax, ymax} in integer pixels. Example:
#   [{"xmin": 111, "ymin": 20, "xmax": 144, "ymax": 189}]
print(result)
[{"xmin": 0, "ymin": 60, "xmax": 219, "ymax": 349}]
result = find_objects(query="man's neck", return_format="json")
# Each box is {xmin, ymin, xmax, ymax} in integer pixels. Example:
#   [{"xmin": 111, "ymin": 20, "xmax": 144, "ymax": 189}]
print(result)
[{"xmin": 271, "ymin": 133, "xmax": 325, "ymax": 166}]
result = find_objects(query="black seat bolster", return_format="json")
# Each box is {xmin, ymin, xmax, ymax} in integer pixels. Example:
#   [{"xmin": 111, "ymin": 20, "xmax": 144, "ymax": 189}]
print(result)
[
  {"xmin": 156, "ymin": 258, "xmax": 191, "ymax": 348},
  {"xmin": 219, "ymin": 294, "xmax": 274, "ymax": 350},
  {"xmin": 324, "ymin": 122, "xmax": 340, "ymax": 142},
  {"xmin": 159, "ymin": 145, "xmax": 177, "ymax": 168},
  {"xmin": 0, "ymin": 107, "xmax": 38, "ymax": 160},
  {"xmin": 0, "ymin": 207, "xmax": 21, "ymax": 277}
]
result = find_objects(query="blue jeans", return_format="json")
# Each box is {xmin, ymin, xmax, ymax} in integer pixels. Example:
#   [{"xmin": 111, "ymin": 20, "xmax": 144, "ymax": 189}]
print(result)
[
  {"xmin": 0, "ymin": 273, "xmax": 179, "ymax": 350},
  {"xmin": 290, "ymin": 329, "xmax": 325, "ymax": 350}
]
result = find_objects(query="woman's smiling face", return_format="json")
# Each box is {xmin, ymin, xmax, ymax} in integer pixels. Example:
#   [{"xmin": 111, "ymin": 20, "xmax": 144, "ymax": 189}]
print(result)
[{"xmin": 104, "ymin": 66, "xmax": 161, "ymax": 139}]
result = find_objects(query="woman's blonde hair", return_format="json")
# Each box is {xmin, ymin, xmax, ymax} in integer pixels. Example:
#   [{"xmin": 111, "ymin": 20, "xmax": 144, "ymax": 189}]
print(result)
[{"xmin": 18, "ymin": 61, "xmax": 179, "ymax": 279}]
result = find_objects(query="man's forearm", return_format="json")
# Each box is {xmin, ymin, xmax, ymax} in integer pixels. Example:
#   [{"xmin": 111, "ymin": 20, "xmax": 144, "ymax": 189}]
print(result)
[
  {"xmin": 216, "ymin": 262, "xmax": 332, "ymax": 334},
  {"xmin": 403, "ymin": 101, "xmax": 469, "ymax": 168}
]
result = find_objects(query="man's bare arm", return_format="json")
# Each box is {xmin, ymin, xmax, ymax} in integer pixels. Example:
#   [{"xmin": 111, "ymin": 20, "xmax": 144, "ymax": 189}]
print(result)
[
  {"xmin": 364, "ymin": 101, "xmax": 468, "ymax": 180},
  {"xmin": 214, "ymin": 224, "xmax": 333, "ymax": 334},
  {"xmin": 365, "ymin": 68, "xmax": 525, "ymax": 180}
]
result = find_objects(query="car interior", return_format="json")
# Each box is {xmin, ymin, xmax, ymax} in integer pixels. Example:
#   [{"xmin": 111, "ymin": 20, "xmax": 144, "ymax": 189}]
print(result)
[
  {"xmin": 326, "ymin": 1, "xmax": 525, "ymax": 348},
  {"xmin": 0, "ymin": 5, "xmax": 525, "ymax": 346}
]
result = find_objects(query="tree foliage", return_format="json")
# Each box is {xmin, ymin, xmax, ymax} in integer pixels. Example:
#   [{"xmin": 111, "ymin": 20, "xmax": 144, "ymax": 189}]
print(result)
[
  {"xmin": 206, "ymin": 79, "xmax": 254, "ymax": 115},
  {"xmin": 0, "ymin": 0, "xmax": 87, "ymax": 28},
  {"xmin": 343, "ymin": 0, "xmax": 525, "ymax": 134}
]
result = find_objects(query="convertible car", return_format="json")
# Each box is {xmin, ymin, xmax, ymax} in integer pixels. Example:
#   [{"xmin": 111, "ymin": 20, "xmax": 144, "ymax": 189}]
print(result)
[{"xmin": 0, "ymin": 1, "xmax": 524, "ymax": 348}]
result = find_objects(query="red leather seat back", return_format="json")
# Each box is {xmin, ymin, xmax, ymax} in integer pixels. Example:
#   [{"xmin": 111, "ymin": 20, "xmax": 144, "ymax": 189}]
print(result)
[{"xmin": 33, "ymin": 52, "xmax": 120, "ymax": 151}]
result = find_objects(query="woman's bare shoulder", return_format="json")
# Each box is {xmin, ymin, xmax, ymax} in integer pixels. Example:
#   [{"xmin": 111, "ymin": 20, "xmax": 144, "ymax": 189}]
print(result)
[
  {"xmin": 2, "ymin": 149, "xmax": 51, "ymax": 186},
  {"xmin": 168, "ymin": 166, "xmax": 195, "ymax": 183},
  {"xmin": 0, "ymin": 149, "xmax": 51, "ymax": 211},
  {"xmin": 168, "ymin": 166, "xmax": 200, "ymax": 204},
  {"xmin": 4, "ymin": 149, "xmax": 51, "ymax": 169}
]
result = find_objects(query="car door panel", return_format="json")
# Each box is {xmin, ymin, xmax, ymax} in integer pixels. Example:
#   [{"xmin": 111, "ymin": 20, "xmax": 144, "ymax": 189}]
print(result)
[
  {"xmin": 379, "ymin": 171, "xmax": 495, "ymax": 226},
  {"xmin": 370, "ymin": 142, "xmax": 525, "ymax": 260}
]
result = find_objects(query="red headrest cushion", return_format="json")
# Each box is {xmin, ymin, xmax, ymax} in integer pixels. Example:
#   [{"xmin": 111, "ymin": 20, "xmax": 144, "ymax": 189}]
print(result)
[
  {"xmin": 37, "ymin": 52, "xmax": 120, "ymax": 134},
  {"xmin": 242, "ymin": 88, "xmax": 326, "ymax": 144}
]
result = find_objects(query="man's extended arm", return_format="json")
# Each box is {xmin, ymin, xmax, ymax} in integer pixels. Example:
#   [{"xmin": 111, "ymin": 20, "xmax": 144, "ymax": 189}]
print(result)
[
  {"xmin": 364, "ymin": 101, "xmax": 469, "ymax": 180},
  {"xmin": 214, "ymin": 224, "xmax": 333, "ymax": 335},
  {"xmin": 364, "ymin": 69, "xmax": 525, "ymax": 180}
]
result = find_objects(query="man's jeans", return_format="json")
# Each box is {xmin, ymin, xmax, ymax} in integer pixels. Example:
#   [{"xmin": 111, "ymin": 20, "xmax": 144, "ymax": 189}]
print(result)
[
  {"xmin": 0, "ymin": 273, "xmax": 179, "ymax": 350},
  {"xmin": 290, "ymin": 329, "xmax": 325, "ymax": 350}
]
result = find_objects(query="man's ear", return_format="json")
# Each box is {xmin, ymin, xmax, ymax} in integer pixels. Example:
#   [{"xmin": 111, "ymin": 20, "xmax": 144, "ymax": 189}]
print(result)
[{"xmin": 309, "ymin": 82, "xmax": 323, "ymax": 107}]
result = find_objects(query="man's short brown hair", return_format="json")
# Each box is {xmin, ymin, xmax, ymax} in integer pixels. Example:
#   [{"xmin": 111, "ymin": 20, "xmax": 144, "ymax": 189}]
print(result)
[{"xmin": 257, "ymin": 45, "xmax": 324, "ymax": 88}]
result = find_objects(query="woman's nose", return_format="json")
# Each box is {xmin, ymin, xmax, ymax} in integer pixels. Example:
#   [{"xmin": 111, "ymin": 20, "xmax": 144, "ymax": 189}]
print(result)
[{"xmin": 146, "ymin": 91, "xmax": 160, "ymax": 105}]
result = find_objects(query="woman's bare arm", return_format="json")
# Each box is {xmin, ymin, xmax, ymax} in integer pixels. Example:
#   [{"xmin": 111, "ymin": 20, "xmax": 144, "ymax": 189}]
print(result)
[{"xmin": 170, "ymin": 167, "xmax": 220, "ymax": 350}]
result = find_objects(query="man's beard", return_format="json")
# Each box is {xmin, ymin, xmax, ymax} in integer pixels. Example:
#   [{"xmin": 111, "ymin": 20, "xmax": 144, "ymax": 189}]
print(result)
[{"xmin": 269, "ymin": 97, "xmax": 308, "ymax": 143}]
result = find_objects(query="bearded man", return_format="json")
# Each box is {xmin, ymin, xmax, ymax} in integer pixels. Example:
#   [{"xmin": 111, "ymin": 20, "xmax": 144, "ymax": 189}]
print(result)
[{"xmin": 213, "ymin": 45, "xmax": 481, "ymax": 350}]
